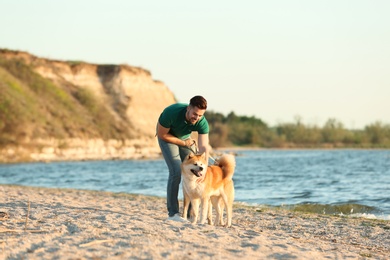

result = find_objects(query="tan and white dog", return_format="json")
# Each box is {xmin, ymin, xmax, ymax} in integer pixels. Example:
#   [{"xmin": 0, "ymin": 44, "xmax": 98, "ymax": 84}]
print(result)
[{"xmin": 181, "ymin": 153, "xmax": 235, "ymax": 227}]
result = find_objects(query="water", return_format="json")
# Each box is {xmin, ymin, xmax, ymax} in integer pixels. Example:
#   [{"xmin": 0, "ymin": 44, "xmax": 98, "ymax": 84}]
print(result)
[{"xmin": 1, "ymin": 150, "xmax": 389, "ymax": 220}]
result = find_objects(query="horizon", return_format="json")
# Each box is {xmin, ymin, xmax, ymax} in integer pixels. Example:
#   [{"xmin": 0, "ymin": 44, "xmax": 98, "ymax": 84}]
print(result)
[{"xmin": 1, "ymin": 1, "xmax": 389, "ymax": 129}]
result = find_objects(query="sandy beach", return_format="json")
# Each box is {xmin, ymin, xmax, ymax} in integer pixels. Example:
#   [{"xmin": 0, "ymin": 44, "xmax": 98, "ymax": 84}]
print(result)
[{"xmin": 0, "ymin": 185, "xmax": 389, "ymax": 259}]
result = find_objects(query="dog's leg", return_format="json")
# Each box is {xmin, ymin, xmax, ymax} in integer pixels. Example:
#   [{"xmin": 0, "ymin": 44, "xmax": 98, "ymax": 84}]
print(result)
[
  {"xmin": 228, "ymin": 184, "xmax": 235, "ymax": 227},
  {"xmin": 219, "ymin": 198, "xmax": 225, "ymax": 226},
  {"xmin": 199, "ymin": 197, "xmax": 209, "ymax": 224},
  {"xmin": 223, "ymin": 184, "xmax": 235, "ymax": 227},
  {"xmin": 191, "ymin": 198, "xmax": 200, "ymax": 224},
  {"xmin": 226, "ymin": 195, "xmax": 233, "ymax": 227},
  {"xmin": 221, "ymin": 192, "xmax": 232, "ymax": 227},
  {"xmin": 182, "ymin": 190, "xmax": 190, "ymax": 220},
  {"xmin": 207, "ymin": 198, "xmax": 213, "ymax": 225},
  {"xmin": 211, "ymin": 197, "xmax": 222, "ymax": 226}
]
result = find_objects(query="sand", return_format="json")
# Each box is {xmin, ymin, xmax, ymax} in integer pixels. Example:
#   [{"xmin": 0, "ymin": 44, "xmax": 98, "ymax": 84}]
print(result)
[{"xmin": 0, "ymin": 185, "xmax": 389, "ymax": 259}]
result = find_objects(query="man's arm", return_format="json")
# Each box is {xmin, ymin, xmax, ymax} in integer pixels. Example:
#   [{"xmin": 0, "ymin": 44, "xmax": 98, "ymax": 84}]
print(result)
[
  {"xmin": 157, "ymin": 122, "xmax": 194, "ymax": 147},
  {"xmin": 197, "ymin": 133, "xmax": 210, "ymax": 163}
]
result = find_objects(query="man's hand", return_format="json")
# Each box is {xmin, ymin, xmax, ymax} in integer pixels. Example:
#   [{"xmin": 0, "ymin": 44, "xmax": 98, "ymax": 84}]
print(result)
[{"xmin": 183, "ymin": 138, "xmax": 195, "ymax": 148}]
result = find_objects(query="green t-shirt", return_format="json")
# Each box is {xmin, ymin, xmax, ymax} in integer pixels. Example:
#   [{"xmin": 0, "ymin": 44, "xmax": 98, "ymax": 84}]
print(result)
[{"xmin": 158, "ymin": 103, "xmax": 209, "ymax": 139}]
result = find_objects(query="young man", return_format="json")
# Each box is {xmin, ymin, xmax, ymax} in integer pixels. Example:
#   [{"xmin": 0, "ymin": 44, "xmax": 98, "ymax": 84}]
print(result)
[{"xmin": 156, "ymin": 95, "xmax": 210, "ymax": 221}]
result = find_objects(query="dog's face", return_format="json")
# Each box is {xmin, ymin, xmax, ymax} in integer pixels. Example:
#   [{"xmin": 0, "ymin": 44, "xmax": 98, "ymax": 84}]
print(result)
[{"xmin": 182, "ymin": 153, "xmax": 208, "ymax": 178}]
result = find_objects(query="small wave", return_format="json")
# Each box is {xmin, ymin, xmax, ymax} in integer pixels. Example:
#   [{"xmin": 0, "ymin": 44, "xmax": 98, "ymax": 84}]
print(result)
[
  {"xmin": 349, "ymin": 213, "xmax": 390, "ymax": 221},
  {"xmin": 235, "ymin": 202, "xmax": 389, "ymax": 220},
  {"xmin": 281, "ymin": 203, "xmax": 389, "ymax": 219},
  {"xmin": 291, "ymin": 191, "xmax": 312, "ymax": 199}
]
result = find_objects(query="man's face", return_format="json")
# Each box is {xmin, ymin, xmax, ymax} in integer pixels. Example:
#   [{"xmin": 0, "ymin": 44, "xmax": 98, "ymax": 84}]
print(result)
[{"xmin": 186, "ymin": 106, "xmax": 206, "ymax": 125}]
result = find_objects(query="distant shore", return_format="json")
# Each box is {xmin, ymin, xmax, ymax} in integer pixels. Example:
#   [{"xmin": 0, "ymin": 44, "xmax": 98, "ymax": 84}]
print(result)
[
  {"xmin": 1, "ymin": 185, "xmax": 388, "ymax": 259},
  {"xmin": 1, "ymin": 141, "xmax": 389, "ymax": 164}
]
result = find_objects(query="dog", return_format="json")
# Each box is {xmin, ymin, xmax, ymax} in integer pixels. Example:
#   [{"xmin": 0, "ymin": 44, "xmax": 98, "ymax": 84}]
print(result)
[{"xmin": 181, "ymin": 152, "xmax": 235, "ymax": 227}]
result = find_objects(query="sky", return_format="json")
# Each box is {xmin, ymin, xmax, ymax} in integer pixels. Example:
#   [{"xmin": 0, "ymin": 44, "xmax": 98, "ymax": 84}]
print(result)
[{"xmin": 1, "ymin": 0, "xmax": 389, "ymax": 129}]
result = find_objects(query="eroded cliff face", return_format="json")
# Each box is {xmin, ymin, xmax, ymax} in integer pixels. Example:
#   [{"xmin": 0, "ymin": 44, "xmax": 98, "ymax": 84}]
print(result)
[{"xmin": 0, "ymin": 49, "xmax": 176, "ymax": 162}]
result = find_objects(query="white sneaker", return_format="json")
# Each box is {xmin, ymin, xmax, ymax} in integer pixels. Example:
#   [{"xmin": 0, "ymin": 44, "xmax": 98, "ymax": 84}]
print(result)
[{"xmin": 166, "ymin": 213, "xmax": 188, "ymax": 223}]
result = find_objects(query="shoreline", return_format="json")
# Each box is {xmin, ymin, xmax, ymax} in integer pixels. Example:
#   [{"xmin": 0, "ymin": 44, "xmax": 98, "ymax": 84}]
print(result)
[
  {"xmin": 1, "ymin": 185, "xmax": 389, "ymax": 259},
  {"xmin": 1, "ymin": 145, "xmax": 389, "ymax": 164},
  {"xmin": 214, "ymin": 146, "xmax": 390, "ymax": 152}
]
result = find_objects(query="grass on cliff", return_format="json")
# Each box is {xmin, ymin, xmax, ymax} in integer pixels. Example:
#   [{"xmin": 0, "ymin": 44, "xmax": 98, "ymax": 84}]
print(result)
[{"xmin": 0, "ymin": 58, "xmax": 132, "ymax": 146}]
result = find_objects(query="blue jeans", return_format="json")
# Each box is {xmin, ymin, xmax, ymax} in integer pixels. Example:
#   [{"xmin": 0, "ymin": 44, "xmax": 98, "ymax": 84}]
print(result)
[{"xmin": 158, "ymin": 137, "xmax": 191, "ymax": 217}]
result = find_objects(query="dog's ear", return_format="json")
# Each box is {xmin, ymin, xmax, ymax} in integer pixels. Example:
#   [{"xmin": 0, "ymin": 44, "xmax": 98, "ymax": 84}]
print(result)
[
  {"xmin": 200, "ymin": 152, "xmax": 205, "ymax": 159},
  {"xmin": 188, "ymin": 153, "xmax": 194, "ymax": 159}
]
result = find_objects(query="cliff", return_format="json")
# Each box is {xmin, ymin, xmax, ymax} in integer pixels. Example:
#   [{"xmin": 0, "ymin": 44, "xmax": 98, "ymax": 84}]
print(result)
[{"xmin": 0, "ymin": 49, "xmax": 176, "ymax": 162}]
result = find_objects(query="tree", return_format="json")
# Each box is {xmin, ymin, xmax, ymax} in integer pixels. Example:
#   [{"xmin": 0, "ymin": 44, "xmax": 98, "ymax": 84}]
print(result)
[
  {"xmin": 364, "ymin": 122, "xmax": 390, "ymax": 146},
  {"xmin": 321, "ymin": 118, "xmax": 346, "ymax": 144}
]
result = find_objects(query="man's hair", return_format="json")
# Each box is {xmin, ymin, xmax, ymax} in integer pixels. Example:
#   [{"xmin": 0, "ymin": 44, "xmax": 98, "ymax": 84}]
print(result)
[{"xmin": 189, "ymin": 95, "xmax": 207, "ymax": 110}]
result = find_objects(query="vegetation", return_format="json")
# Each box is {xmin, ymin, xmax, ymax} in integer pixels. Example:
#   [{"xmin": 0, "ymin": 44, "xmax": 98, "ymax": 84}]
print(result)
[
  {"xmin": 0, "ymin": 57, "xmax": 135, "ymax": 146},
  {"xmin": 206, "ymin": 111, "xmax": 390, "ymax": 148}
]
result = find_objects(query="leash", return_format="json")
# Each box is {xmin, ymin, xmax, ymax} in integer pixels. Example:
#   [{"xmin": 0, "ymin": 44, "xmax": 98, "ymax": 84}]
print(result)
[{"xmin": 186, "ymin": 139, "xmax": 217, "ymax": 163}]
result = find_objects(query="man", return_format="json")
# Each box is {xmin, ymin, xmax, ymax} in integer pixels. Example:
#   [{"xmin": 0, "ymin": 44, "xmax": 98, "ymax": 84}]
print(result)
[{"xmin": 156, "ymin": 95, "xmax": 210, "ymax": 221}]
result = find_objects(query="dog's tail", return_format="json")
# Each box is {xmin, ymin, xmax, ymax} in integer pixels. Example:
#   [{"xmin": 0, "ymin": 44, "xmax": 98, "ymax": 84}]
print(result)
[{"xmin": 217, "ymin": 154, "xmax": 236, "ymax": 180}]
